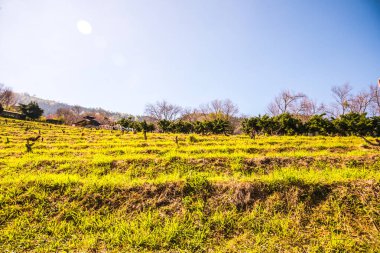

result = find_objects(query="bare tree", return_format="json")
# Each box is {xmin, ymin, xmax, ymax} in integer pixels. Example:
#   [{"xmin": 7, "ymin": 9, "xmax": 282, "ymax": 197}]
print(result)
[
  {"xmin": 56, "ymin": 108, "xmax": 78, "ymax": 125},
  {"xmin": 72, "ymin": 105, "xmax": 82, "ymax": 116},
  {"xmin": 330, "ymin": 83, "xmax": 352, "ymax": 116},
  {"xmin": 200, "ymin": 99, "xmax": 239, "ymax": 120},
  {"xmin": 180, "ymin": 107, "xmax": 202, "ymax": 122},
  {"xmin": 349, "ymin": 90, "xmax": 372, "ymax": 114},
  {"xmin": 267, "ymin": 102, "xmax": 281, "ymax": 116},
  {"xmin": 296, "ymin": 97, "xmax": 325, "ymax": 117},
  {"xmin": 267, "ymin": 90, "xmax": 306, "ymax": 116},
  {"xmin": 369, "ymin": 82, "xmax": 380, "ymax": 116},
  {"xmin": 144, "ymin": 100, "xmax": 182, "ymax": 121},
  {"xmin": 220, "ymin": 99, "xmax": 239, "ymax": 120},
  {"xmin": 0, "ymin": 84, "xmax": 16, "ymax": 108}
]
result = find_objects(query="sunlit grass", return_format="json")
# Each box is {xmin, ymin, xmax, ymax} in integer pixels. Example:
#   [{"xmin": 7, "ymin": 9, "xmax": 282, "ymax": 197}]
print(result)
[{"xmin": 0, "ymin": 117, "xmax": 380, "ymax": 252}]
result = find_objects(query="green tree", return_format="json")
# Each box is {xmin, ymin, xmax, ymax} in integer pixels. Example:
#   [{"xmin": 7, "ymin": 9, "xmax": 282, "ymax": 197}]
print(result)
[
  {"xmin": 193, "ymin": 121, "xmax": 207, "ymax": 135},
  {"xmin": 333, "ymin": 112, "xmax": 371, "ymax": 136},
  {"xmin": 118, "ymin": 116, "xmax": 134, "ymax": 128},
  {"xmin": 305, "ymin": 114, "xmax": 334, "ymax": 135},
  {"xmin": 210, "ymin": 119, "xmax": 232, "ymax": 135},
  {"xmin": 273, "ymin": 113, "xmax": 303, "ymax": 135},
  {"xmin": 19, "ymin": 102, "xmax": 44, "ymax": 120},
  {"xmin": 370, "ymin": 116, "xmax": 380, "ymax": 137},
  {"xmin": 257, "ymin": 115, "xmax": 277, "ymax": 135},
  {"xmin": 140, "ymin": 120, "xmax": 155, "ymax": 132},
  {"xmin": 158, "ymin": 119, "xmax": 172, "ymax": 133},
  {"xmin": 242, "ymin": 117, "xmax": 261, "ymax": 138},
  {"xmin": 171, "ymin": 121, "xmax": 193, "ymax": 134}
]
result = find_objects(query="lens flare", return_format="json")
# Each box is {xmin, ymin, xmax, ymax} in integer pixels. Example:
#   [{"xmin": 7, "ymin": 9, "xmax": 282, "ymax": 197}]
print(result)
[{"xmin": 77, "ymin": 20, "xmax": 92, "ymax": 35}]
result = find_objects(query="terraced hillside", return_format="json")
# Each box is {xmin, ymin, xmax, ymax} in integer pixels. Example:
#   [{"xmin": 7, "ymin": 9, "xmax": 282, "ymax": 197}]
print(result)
[{"xmin": 1, "ymin": 117, "xmax": 380, "ymax": 252}]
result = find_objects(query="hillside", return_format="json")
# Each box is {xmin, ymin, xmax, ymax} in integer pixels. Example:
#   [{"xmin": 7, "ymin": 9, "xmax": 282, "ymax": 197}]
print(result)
[
  {"xmin": 15, "ymin": 92, "xmax": 130, "ymax": 120},
  {"xmin": 0, "ymin": 118, "xmax": 380, "ymax": 252}
]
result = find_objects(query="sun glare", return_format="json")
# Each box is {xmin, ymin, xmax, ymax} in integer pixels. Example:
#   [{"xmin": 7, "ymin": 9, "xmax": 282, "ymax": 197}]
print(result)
[{"xmin": 77, "ymin": 20, "xmax": 92, "ymax": 35}]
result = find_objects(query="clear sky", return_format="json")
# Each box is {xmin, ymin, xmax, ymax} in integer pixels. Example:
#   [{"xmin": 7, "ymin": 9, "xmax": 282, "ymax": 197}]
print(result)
[{"xmin": 0, "ymin": 0, "xmax": 379, "ymax": 116}]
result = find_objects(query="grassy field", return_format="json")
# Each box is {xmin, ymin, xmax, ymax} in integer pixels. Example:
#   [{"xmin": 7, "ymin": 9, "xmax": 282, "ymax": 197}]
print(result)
[{"xmin": 1, "ymin": 117, "xmax": 380, "ymax": 252}]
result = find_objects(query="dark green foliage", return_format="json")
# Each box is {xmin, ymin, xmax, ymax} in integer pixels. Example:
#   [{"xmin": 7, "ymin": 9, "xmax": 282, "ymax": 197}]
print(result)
[
  {"xmin": 209, "ymin": 119, "xmax": 232, "ymax": 135},
  {"xmin": 191, "ymin": 119, "xmax": 231, "ymax": 135},
  {"xmin": 305, "ymin": 114, "xmax": 334, "ymax": 136},
  {"xmin": 140, "ymin": 120, "xmax": 155, "ymax": 133},
  {"xmin": 158, "ymin": 119, "xmax": 193, "ymax": 133},
  {"xmin": 117, "ymin": 116, "xmax": 134, "ymax": 128},
  {"xmin": 157, "ymin": 119, "xmax": 231, "ymax": 135},
  {"xmin": 118, "ymin": 117, "xmax": 155, "ymax": 132},
  {"xmin": 171, "ymin": 121, "xmax": 194, "ymax": 134},
  {"xmin": 131, "ymin": 121, "xmax": 142, "ymax": 132},
  {"xmin": 18, "ymin": 102, "xmax": 44, "ymax": 120},
  {"xmin": 370, "ymin": 116, "xmax": 380, "ymax": 137},
  {"xmin": 242, "ymin": 117, "xmax": 260, "ymax": 135},
  {"xmin": 332, "ymin": 113, "xmax": 372, "ymax": 136},
  {"xmin": 193, "ymin": 121, "xmax": 207, "ymax": 135},
  {"xmin": 242, "ymin": 113, "xmax": 380, "ymax": 137},
  {"xmin": 274, "ymin": 113, "xmax": 303, "ymax": 135},
  {"xmin": 242, "ymin": 114, "xmax": 300, "ymax": 136},
  {"xmin": 158, "ymin": 119, "xmax": 171, "ymax": 133},
  {"xmin": 257, "ymin": 115, "xmax": 277, "ymax": 135}
]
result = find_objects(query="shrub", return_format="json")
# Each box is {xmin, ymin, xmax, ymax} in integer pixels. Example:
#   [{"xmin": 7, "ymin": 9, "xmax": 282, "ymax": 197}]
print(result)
[
  {"xmin": 305, "ymin": 114, "xmax": 334, "ymax": 135},
  {"xmin": 188, "ymin": 135, "xmax": 198, "ymax": 143},
  {"xmin": 18, "ymin": 102, "xmax": 44, "ymax": 120},
  {"xmin": 158, "ymin": 119, "xmax": 172, "ymax": 133},
  {"xmin": 333, "ymin": 113, "xmax": 371, "ymax": 136}
]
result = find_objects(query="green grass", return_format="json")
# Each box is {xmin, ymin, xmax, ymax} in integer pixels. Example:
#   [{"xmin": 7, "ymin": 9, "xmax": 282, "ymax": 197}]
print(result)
[{"xmin": 0, "ymin": 117, "xmax": 380, "ymax": 252}]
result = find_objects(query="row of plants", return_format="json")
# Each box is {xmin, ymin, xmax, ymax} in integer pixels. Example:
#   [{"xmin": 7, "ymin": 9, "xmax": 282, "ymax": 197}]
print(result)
[
  {"xmin": 118, "ymin": 112, "xmax": 380, "ymax": 137},
  {"xmin": 4, "ymin": 102, "xmax": 380, "ymax": 137},
  {"xmin": 118, "ymin": 117, "xmax": 233, "ymax": 135},
  {"xmin": 242, "ymin": 112, "xmax": 380, "ymax": 137}
]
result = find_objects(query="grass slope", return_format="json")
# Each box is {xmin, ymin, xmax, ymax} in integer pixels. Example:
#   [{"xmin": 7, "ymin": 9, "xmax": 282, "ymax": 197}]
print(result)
[{"xmin": 0, "ymin": 118, "xmax": 379, "ymax": 252}]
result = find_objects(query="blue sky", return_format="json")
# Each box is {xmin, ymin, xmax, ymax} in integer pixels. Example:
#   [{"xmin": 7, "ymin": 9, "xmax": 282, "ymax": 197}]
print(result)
[{"xmin": 0, "ymin": 0, "xmax": 379, "ymax": 115}]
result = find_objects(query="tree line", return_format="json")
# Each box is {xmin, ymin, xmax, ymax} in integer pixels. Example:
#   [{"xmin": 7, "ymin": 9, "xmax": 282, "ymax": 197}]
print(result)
[
  {"xmin": 118, "ymin": 117, "xmax": 233, "ymax": 135},
  {"xmin": 241, "ymin": 82, "xmax": 380, "ymax": 137},
  {"xmin": 266, "ymin": 83, "xmax": 380, "ymax": 118},
  {"xmin": 2, "ymin": 81, "xmax": 380, "ymax": 136},
  {"xmin": 242, "ymin": 112, "xmax": 380, "ymax": 137},
  {"xmin": 117, "ymin": 111, "xmax": 380, "ymax": 137},
  {"xmin": 117, "ymin": 82, "xmax": 380, "ymax": 136}
]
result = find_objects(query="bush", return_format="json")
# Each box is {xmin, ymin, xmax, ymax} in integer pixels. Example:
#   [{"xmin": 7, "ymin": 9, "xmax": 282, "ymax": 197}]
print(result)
[
  {"xmin": 242, "ymin": 112, "xmax": 377, "ymax": 137},
  {"xmin": 158, "ymin": 119, "xmax": 171, "ymax": 133},
  {"xmin": 18, "ymin": 102, "xmax": 44, "ymax": 120},
  {"xmin": 118, "ymin": 117, "xmax": 155, "ymax": 132},
  {"xmin": 305, "ymin": 114, "xmax": 334, "ymax": 135},
  {"xmin": 241, "ymin": 117, "xmax": 260, "ymax": 135},
  {"xmin": 140, "ymin": 120, "xmax": 155, "ymax": 132},
  {"xmin": 118, "ymin": 116, "xmax": 135, "ymax": 128},
  {"xmin": 370, "ymin": 116, "xmax": 380, "ymax": 137},
  {"xmin": 273, "ymin": 113, "xmax": 303, "ymax": 135},
  {"xmin": 333, "ymin": 113, "xmax": 372, "ymax": 136},
  {"xmin": 171, "ymin": 121, "xmax": 193, "ymax": 134}
]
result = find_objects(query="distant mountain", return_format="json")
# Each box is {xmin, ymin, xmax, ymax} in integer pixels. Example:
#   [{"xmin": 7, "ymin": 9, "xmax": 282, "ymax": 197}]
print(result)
[{"xmin": 15, "ymin": 93, "xmax": 131, "ymax": 120}]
